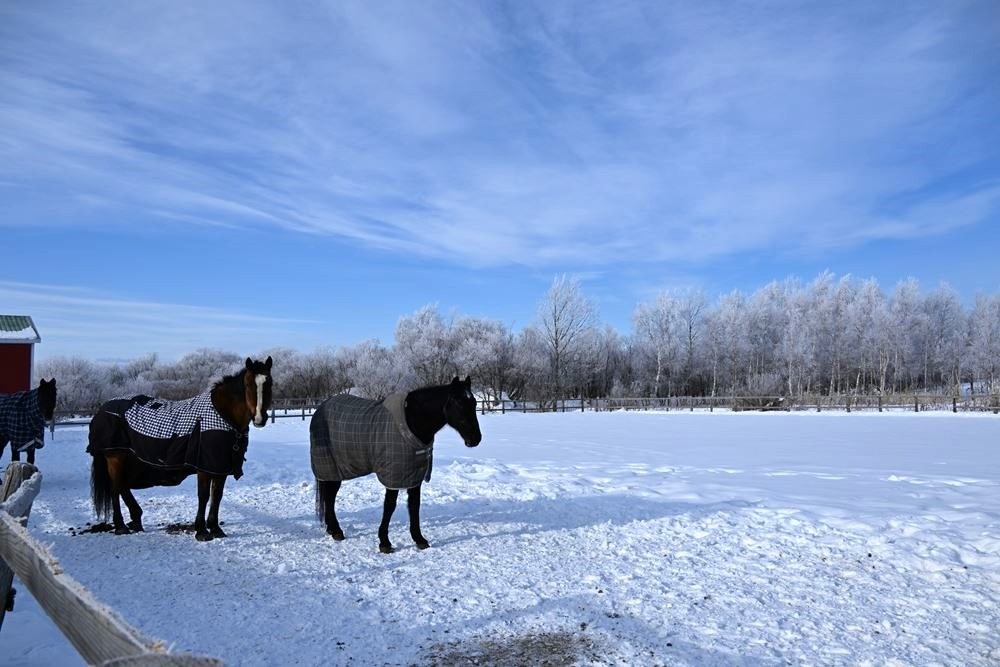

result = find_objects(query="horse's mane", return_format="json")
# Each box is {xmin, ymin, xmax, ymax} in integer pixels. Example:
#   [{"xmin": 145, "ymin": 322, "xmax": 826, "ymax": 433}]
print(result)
[{"xmin": 212, "ymin": 368, "xmax": 246, "ymax": 399}]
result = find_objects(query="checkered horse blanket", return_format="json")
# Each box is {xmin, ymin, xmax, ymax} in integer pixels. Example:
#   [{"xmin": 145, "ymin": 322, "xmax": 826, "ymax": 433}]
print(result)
[
  {"xmin": 310, "ymin": 393, "xmax": 432, "ymax": 490},
  {"xmin": 0, "ymin": 389, "xmax": 46, "ymax": 453},
  {"xmin": 87, "ymin": 392, "xmax": 249, "ymax": 478}
]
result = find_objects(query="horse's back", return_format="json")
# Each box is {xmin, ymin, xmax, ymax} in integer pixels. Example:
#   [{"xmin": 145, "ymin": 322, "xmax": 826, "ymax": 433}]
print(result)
[
  {"xmin": 310, "ymin": 393, "xmax": 430, "ymax": 489},
  {"xmin": 311, "ymin": 394, "xmax": 382, "ymax": 482},
  {"xmin": 88, "ymin": 396, "xmax": 141, "ymax": 454}
]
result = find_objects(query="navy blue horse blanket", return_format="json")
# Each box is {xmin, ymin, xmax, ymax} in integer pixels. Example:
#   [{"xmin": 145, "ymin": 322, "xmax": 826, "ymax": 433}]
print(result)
[
  {"xmin": 310, "ymin": 393, "xmax": 432, "ymax": 490},
  {"xmin": 0, "ymin": 389, "xmax": 46, "ymax": 454},
  {"xmin": 87, "ymin": 392, "xmax": 248, "ymax": 478}
]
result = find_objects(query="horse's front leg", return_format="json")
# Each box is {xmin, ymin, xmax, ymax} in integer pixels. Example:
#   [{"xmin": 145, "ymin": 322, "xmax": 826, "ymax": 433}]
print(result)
[
  {"xmin": 194, "ymin": 473, "xmax": 213, "ymax": 541},
  {"xmin": 407, "ymin": 485, "xmax": 429, "ymax": 550},
  {"xmin": 206, "ymin": 475, "xmax": 227, "ymax": 538},
  {"xmin": 378, "ymin": 488, "xmax": 400, "ymax": 553}
]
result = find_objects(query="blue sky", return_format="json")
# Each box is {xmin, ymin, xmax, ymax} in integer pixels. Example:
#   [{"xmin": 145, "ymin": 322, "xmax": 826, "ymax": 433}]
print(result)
[{"xmin": 2, "ymin": 1, "xmax": 998, "ymax": 362}]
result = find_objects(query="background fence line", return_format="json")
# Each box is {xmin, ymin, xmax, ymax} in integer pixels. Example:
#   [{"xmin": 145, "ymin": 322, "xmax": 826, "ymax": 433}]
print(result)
[{"xmin": 49, "ymin": 392, "xmax": 1000, "ymax": 427}]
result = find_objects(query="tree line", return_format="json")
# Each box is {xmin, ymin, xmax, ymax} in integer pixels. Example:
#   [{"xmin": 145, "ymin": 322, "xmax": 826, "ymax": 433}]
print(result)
[{"xmin": 37, "ymin": 273, "xmax": 1000, "ymax": 411}]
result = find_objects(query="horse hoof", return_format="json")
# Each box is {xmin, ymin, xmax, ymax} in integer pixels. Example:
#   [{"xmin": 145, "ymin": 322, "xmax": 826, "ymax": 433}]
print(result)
[
  {"xmin": 210, "ymin": 529, "xmax": 227, "ymax": 539},
  {"xmin": 379, "ymin": 544, "xmax": 395, "ymax": 554},
  {"xmin": 127, "ymin": 522, "xmax": 144, "ymax": 532},
  {"xmin": 114, "ymin": 526, "xmax": 131, "ymax": 535},
  {"xmin": 195, "ymin": 531, "xmax": 214, "ymax": 542},
  {"xmin": 415, "ymin": 540, "xmax": 430, "ymax": 550},
  {"xmin": 327, "ymin": 529, "xmax": 345, "ymax": 541}
]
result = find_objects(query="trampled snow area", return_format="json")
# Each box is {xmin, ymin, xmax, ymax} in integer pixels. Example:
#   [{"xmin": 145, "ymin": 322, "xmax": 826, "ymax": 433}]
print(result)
[{"xmin": 4, "ymin": 410, "xmax": 1000, "ymax": 666}]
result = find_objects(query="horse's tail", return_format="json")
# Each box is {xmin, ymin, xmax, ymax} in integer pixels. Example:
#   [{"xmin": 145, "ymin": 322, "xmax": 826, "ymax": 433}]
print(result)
[
  {"xmin": 88, "ymin": 409, "xmax": 115, "ymax": 522},
  {"xmin": 90, "ymin": 453, "xmax": 113, "ymax": 522},
  {"xmin": 315, "ymin": 478, "xmax": 326, "ymax": 523}
]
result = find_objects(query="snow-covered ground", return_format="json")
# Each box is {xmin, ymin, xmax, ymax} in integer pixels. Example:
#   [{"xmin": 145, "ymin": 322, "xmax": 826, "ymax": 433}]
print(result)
[{"xmin": 4, "ymin": 410, "xmax": 999, "ymax": 666}]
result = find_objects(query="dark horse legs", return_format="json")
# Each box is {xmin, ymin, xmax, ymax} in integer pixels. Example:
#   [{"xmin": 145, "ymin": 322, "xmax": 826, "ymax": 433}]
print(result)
[
  {"xmin": 195, "ymin": 473, "xmax": 227, "ymax": 541},
  {"xmin": 377, "ymin": 485, "xmax": 430, "ymax": 554},
  {"xmin": 319, "ymin": 480, "xmax": 345, "ymax": 540},
  {"xmin": 319, "ymin": 480, "xmax": 429, "ymax": 553},
  {"xmin": 106, "ymin": 454, "xmax": 144, "ymax": 534}
]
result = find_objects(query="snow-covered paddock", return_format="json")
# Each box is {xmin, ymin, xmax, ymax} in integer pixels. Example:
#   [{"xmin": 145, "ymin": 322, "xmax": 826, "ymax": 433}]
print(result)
[{"xmin": 5, "ymin": 411, "xmax": 999, "ymax": 666}]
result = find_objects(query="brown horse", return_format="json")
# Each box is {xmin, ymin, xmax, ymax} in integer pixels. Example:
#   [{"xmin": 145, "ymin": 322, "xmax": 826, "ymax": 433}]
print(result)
[{"xmin": 88, "ymin": 357, "xmax": 272, "ymax": 541}]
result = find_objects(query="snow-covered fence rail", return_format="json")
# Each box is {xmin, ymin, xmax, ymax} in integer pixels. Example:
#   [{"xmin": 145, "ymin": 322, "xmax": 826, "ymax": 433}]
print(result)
[{"xmin": 0, "ymin": 463, "xmax": 221, "ymax": 665}]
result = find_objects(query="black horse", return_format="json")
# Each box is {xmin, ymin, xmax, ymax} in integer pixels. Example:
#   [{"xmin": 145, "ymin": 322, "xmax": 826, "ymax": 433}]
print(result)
[
  {"xmin": 88, "ymin": 357, "xmax": 272, "ymax": 541},
  {"xmin": 0, "ymin": 378, "xmax": 57, "ymax": 465},
  {"xmin": 312, "ymin": 376, "xmax": 482, "ymax": 553}
]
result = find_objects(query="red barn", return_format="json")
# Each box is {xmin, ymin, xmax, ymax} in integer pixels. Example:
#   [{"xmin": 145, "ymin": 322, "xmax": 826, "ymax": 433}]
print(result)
[{"xmin": 0, "ymin": 315, "xmax": 41, "ymax": 394}]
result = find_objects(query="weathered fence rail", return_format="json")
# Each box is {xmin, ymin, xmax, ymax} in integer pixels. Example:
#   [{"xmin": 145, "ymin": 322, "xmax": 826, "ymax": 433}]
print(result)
[{"xmin": 0, "ymin": 462, "xmax": 221, "ymax": 665}]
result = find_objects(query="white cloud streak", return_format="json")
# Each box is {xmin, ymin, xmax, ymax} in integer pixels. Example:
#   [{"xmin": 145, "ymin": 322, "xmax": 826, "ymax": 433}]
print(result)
[
  {"xmin": 1, "ymin": 0, "xmax": 997, "ymax": 267},
  {"xmin": 0, "ymin": 282, "xmax": 317, "ymax": 361}
]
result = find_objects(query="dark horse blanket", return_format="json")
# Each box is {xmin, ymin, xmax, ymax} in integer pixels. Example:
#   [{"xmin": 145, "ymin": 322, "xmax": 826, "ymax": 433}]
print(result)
[
  {"xmin": 0, "ymin": 389, "xmax": 46, "ymax": 453},
  {"xmin": 87, "ymin": 392, "xmax": 248, "ymax": 478},
  {"xmin": 310, "ymin": 393, "xmax": 431, "ymax": 490}
]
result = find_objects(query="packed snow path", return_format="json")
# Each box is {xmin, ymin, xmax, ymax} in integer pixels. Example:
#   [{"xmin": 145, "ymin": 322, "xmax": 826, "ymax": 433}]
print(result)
[{"xmin": 6, "ymin": 411, "xmax": 1000, "ymax": 665}]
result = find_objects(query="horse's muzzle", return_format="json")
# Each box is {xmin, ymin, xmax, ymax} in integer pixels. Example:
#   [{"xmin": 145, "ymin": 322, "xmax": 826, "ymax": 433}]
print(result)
[{"xmin": 464, "ymin": 434, "xmax": 482, "ymax": 447}]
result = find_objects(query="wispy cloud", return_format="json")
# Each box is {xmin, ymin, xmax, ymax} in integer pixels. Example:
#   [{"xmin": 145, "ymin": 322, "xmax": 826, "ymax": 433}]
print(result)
[
  {"xmin": 0, "ymin": 281, "xmax": 317, "ymax": 361},
  {"xmin": 1, "ymin": 1, "xmax": 997, "ymax": 267}
]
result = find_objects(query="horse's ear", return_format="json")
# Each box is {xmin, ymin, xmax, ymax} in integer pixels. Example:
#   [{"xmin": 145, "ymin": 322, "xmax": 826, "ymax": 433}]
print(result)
[
  {"xmin": 265, "ymin": 356, "xmax": 273, "ymax": 371},
  {"xmin": 451, "ymin": 376, "xmax": 461, "ymax": 385},
  {"xmin": 245, "ymin": 357, "xmax": 253, "ymax": 370},
  {"xmin": 464, "ymin": 376, "xmax": 471, "ymax": 387}
]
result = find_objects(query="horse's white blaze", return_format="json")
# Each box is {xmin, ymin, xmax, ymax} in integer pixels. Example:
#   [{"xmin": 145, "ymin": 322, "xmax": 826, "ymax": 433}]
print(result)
[{"xmin": 254, "ymin": 374, "xmax": 266, "ymax": 426}]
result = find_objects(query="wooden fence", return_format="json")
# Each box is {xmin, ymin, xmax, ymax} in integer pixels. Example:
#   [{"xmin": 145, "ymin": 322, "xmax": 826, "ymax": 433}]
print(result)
[
  {"xmin": 0, "ymin": 462, "xmax": 221, "ymax": 665},
  {"xmin": 51, "ymin": 392, "xmax": 999, "ymax": 428}
]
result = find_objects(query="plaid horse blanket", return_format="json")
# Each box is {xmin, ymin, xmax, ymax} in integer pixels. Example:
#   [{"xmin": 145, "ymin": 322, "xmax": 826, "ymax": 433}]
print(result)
[
  {"xmin": 87, "ymin": 392, "xmax": 249, "ymax": 478},
  {"xmin": 0, "ymin": 389, "xmax": 46, "ymax": 453},
  {"xmin": 310, "ymin": 393, "xmax": 432, "ymax": 490}
]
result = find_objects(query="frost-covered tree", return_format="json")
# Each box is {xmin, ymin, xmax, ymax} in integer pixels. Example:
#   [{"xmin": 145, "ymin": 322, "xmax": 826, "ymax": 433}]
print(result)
[
  {"xmin": 395, "ymin": 305, "xmax": 465, "ymax": 386},
  {"xmin": 36, "ymin": 356, "xmax": 111, "ymax": 411},
  {"xmin": 454, "ymin": 318, "xmax": 519, "ymax": 403},
  {"xmin": 535, "ymin": 276, "xmax": 596, "ymax": 398},
  {"xmin": 921, "ymin": 284, "xmax": 967, "ymax": 392},
  {"xmin": 149, "ymin": 348, "xmax": 243, "ymax": 399},
  {"xmin": 968, "ymin": 294, "xmax": 1000, "ymax": 393},
  {"xmin": 346, "ymin": 340, "xmax": 411, "ymax": 399},
  {"xmin": 633, "ymin": 293, "xmax": 680, "ymax": 397}
]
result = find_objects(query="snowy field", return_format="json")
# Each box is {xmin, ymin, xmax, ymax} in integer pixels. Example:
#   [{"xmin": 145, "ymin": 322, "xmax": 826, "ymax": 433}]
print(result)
[{"xmin": 5, "ymin": 410, "xmax": 1000, "ymax": 666}]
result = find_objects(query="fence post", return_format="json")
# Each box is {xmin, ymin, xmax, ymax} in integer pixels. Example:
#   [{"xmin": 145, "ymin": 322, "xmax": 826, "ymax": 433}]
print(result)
[
  {"xmin": 914, "ymin": 395, "xmax": 919, "ymax": 413},
  {"xmin": 1, "ymin": 462, "xmax": 40, "ymax": 631},
  {"xmin": 878, "ymin": 395, "xmax": 883, "ymax": 413},
  {"xmin": 845, "ymin": 395, "xmax": 851, "ymax": 413},
  {"xmin": 953, "ymin": 397, "xmax": 958, "ymax": 413}
]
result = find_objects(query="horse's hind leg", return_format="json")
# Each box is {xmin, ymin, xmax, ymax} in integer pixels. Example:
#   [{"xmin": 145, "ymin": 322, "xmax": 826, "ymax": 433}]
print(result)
[
  {"xmin": 106, "ymin": 455, "xmax": 131, "ymax": 534},
  {"xmin": 194, "ymin": 473, "xmax": 213, "ymax": 541},
  {"xmin": 378, "ymin": 488, "xmax": 400, "ymax": 554},
  {"xmin": 317, "ymin": 480, "xmax": 344, "ymax": 540},
  {"xmin": 407, "ymin": 485, "xmax": 430, "ymax": 550},
  {"xmin": 121, "ymin": 488, "xmax": 144, "ymax": 532},
  {"xmin": 206, "ymin": 475, "xmax": 227, "ymax": 538}
]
